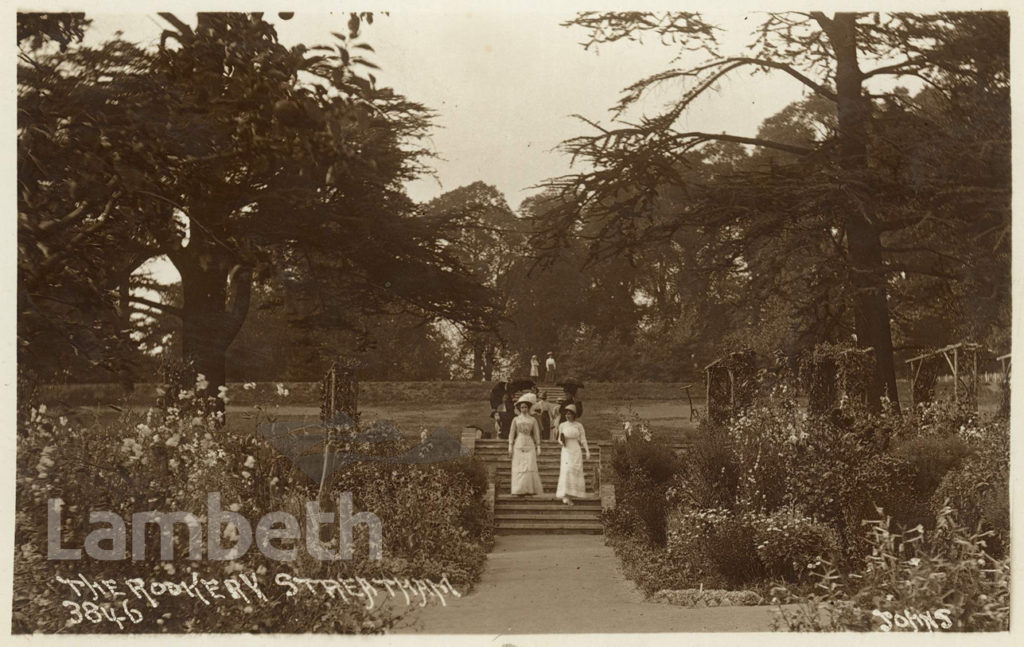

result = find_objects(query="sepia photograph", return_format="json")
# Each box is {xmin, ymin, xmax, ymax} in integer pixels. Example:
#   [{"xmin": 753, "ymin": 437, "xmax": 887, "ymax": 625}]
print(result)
[{"xmin": 8, "ymin": 0, "xmax": 1015, "ymax": 640}]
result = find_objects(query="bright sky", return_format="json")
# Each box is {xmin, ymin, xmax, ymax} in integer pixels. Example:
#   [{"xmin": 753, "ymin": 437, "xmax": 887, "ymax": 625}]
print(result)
[{"xmin": 82, "ymin": 8, "xmax": 812, "ymax": 209}]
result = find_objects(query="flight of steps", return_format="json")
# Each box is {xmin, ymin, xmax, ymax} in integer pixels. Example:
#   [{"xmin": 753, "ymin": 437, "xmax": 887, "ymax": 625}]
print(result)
[
  {"xmin": 511, "ymin": 383, "xmax": 568, "ymax": 406},
  {"xmin": 475, "ymin": 438, "xmax": 603, "ymax": 535}
]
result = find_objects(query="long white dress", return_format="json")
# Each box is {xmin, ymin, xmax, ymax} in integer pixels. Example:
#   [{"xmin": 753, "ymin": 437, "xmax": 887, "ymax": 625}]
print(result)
[
  {"xmin": 509, "ymin": 415, "xmax": 543, "ymax": 495},
  {"xmin": 556, "ymin": 420, "xmax": 589, "ymax": 498}
]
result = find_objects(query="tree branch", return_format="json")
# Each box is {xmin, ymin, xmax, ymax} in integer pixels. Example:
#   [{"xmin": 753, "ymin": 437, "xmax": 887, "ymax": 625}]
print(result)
[
  {"xmin": 129, "ymin": 295, "xmax": 182, "ymax": 318},
  {"xmin": 862, "ymin": 56, "xmax": 927, "ymax": 79},
  {"xmin": 725, "ymin": 57, "xmax": 837, "ymax": 101},
  {"xmin": 671, "ymin": 131, "xmax": 816, "ymax": 156}
]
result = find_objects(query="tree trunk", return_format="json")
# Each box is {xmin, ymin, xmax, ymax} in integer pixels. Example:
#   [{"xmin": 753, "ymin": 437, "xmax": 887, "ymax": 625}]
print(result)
[
  {"xmin": 472, "ymin": 340, "xmax": 484, "ymax": 381},
  {"xmin": 171, "ymin": 226, "xmax": 253, "ymax": 420},
  {"xmin": 483, "ymin": 344, "xmax": 495, "ymax": 381},
  {"xmin": 826, "ymin": 13, "xmax": 901, "ymax": 412},
  {"xmin": 117, "ymin": 275, "xmax": 135, "ymax": 394}
]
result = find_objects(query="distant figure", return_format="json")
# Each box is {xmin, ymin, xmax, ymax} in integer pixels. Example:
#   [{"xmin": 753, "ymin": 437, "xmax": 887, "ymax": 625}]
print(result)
[
  {"xmin": 561, "ymin": 387, "xmax": 583, "ymax": 419},
  {"xmin": 545, "ymin": 352, "xmax": 557, "ymax": 383},
  {"xmin": 530, "ymin": 355, "xmax": 540, "ymax": 379},
  {"xmin": 537, "ymin": 391, "xmax": 553, "ymax": 439}
]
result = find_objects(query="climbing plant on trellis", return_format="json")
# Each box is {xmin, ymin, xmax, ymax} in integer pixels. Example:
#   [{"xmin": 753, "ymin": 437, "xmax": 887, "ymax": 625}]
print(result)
[
  {"xmin": 905, "ymin": 343, "xmax": 983, "ymax": 410},
  {"xmin": 705, "ymin": 350, "xmax": 757, "ymax": 423},
  {"xmin": 320, "ymin": 360, "xmax": 359, "ymax": 427},
  {"xmin": 800, "ymin": 343, "xmax": 874, "ymax": 415},
  {"xmin": 910, "ymin": 356, "xmax": 942, "ymax": 407}
]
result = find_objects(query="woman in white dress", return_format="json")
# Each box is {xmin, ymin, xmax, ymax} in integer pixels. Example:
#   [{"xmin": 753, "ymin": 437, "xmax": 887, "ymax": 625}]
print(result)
[
  {"xmin": 508, "ymin": 394, "xmax": 543, "ymax": 496},
  {"xmin": 555, "ymin": 404, "xmax": 590, "ymax": 505}
]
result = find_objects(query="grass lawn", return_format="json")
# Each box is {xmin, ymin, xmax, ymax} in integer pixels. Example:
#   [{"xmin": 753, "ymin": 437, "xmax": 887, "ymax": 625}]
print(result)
[
  {"xmin": 219, "ymin": 398, "xmax": 702, "ymax": 444},
  {"xmin": 38, "ymin": 378, "xmax": 1004, "ymax": 447},
  {"xmin": 67, "ymin": 396, "xmax": 703, "ymax": 446}
]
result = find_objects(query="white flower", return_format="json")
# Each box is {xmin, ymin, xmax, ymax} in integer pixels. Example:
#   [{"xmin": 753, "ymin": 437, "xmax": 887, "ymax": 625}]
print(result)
[
  {"xmin": 178, "ymin": 390, "xmax": 194, "ymax": 400},
  {"xmin": 195, "ymin": 374, "xmax": 209, "ymax": 391},
  {"xmin": 166, "ymin": 433, "xmax": 181, "ymax": 448},
  {"xmin": 243, "ymin": 382, "xmax": 256, "ymax": 391},
  {"xmin": 136, "ymin": 423, "xmax": 152, "ymax": 435},
  {"xmin": 38, "ymin": 404, "xmax": 47, "ymax": 415},
  {"xmin": 243, "ymin": 455, "xmax": 256, "ymax": 469},
  {"xmin": 908, "ymin": 557, "xmax": 921, "ymax": 567},
  {"xmin": 275, "ymin": 383, "xmax": 290, "ymax": 397},
  {"xmin": 58, "ymin": 416, "xmax": 68, "ymax": 427}
]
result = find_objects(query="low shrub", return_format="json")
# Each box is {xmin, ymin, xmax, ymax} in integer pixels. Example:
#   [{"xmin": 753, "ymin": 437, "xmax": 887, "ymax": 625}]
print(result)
[
  {"xmin": 772, "ymin": 507, "xmax": 1010, "ymax": 631},
  {"xmin": 667, "ymin": 508, "xmax": 764, "ymax": 587},
  {"xmin": 603, "ymin": 532, "xmax": 707, "ymax": 596},
  {"xmin": 608, "ymin": 433, "xmax": 683, "ymax": 546},
  {"xmin": 747, "ymin": 507, "xmax": 840, "ymax": 581},
  {"xmin": 668, "ymin": 506, "xmax": 838, "ymax": 587},
  {"xmin": 930, "ymin": 421, "xmax": 1009, "ymax": 557},
  {"xmin": 667, "ymin": 421, "xmax": 738, "ymax": 510}
]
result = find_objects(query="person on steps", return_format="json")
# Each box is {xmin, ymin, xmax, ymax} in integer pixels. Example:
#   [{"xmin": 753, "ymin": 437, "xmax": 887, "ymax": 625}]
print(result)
[
  {"xmin": 529, "ymin": 354, "xmax": 540, "ymax": 380},
  {"xmin": 508, "ymin": 394, "xmax": 543, "ymax": 496},
  {"xmin": 545, "ymin": 352, "xmax": 557, "ymax": 383},
  {"xmin": 555, "ymin": 404, "xmax": 590, "ymax": 505}
]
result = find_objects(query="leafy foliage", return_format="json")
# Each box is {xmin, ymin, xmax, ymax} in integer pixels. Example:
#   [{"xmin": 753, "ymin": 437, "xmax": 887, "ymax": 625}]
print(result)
[
  {"xmin": 18, "ymin": 12, "xmax": 498, "ymax": 394},
  {"xmin": 771, "ymin": 507, "xmax": 1010, "ymax": 631},
  {"xmin": 14, "ymin": 383, "xmax": 493, "ymax": 633},
  {"xmin": 536, "ymin": 12, "xmax": 1009, "ymax": 402}
]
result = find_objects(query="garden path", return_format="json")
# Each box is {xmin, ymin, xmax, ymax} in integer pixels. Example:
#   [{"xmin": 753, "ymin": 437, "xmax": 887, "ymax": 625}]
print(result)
[{"xmin": 393, "ymin": 534, "xmax": 780, "ymax": 634}]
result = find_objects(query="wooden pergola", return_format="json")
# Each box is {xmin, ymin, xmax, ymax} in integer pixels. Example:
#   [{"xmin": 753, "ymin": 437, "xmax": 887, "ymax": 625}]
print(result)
[
  {"xmin": 705, "ymin": 351, "xmax": 756, "ymax": 423},
  {"xmin": 905, "ymin": 342, "xmax": 983, "ymax": 409}
]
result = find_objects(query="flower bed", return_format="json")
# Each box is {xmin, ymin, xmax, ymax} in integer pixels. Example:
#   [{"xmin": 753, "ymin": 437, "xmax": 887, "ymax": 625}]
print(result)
[
  {"xmin": 14, "ymin": 378, "xmax": 493, "ymax": 633},
  {"xmin": 602, "ymin": 365, "xmax": 1009, "ymax": 630}
]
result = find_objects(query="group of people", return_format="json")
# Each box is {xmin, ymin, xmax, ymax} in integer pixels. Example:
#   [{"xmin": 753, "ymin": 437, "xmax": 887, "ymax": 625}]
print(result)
[
  {"xmin": 529, "ymin": 352, "xmax": 557, "ymax": 383},
  {"xmin": 507, "ymin": 392, "xmax": 589, "ymax": 505}
]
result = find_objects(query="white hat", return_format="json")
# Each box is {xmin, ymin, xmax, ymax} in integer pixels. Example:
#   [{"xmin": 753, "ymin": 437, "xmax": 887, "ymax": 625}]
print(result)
[
  {"xmin": 516, "ymin": 393, "xmax": 538, "ymax": 407},
  {"xmin": 562, "ymin": 403, "xmax": 578, "ymax": 415}
]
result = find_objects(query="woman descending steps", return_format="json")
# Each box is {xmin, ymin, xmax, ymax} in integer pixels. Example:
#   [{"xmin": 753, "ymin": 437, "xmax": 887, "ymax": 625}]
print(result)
[
  {"xmin": 555, "ymin": 403, "xmax": 590, "ymax": 505},
  {"xmin": 508, "ymin": 393, "xmax": 543, "ymax": 496}
]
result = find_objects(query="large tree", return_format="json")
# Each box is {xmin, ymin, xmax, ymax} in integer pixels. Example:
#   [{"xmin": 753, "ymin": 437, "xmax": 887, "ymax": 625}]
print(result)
[
  {"xmin": 539, "ymin": 11, "xmax": 1009, "ymax": 409},
  {"xmin": 18, "ymin": 12, "xmax": 498, "ymax": 398}
]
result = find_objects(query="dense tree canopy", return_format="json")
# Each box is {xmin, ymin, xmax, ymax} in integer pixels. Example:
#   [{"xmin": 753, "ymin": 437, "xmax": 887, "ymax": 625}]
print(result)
[
  {"xmin": 534, "ymin": 11, "xmax": 1009, "ymax": 402},
  {"xmin": 18, "ymin": 12, "xmax": 498, "ymax": 393}
]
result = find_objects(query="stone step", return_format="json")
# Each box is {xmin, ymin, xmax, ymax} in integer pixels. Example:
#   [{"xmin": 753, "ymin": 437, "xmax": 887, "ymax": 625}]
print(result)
[
  {"xmin": 494, "ymin": 483, "xmax": 597, "ymax": 494},
  {"xmin": 476, "ymin": 445, "xmax": 601, "ymax": 453},
  {"xmin": 477, "ymin": 450, "xmax": 599, "ymax": 457},
  {"xmin": 494, "ymin": 521, "xmax": 603, "ymax": 535},
  {"xmin": 495, "ymin": 494, "xmax": 601, "ymax": 504},
  {"xmin": 477, "ymin": 452, "xmax": 598, "ymax": 462},
  {"xmin": 476, "ymin": 443, "xmax": 598, "ymax": 451},
  {"xmin": 495, "ymin": 512, "xmax": 601, "ymax": 524},
  {"xmin": 494, "ymin": 506, "xmax": 601, "ymax": 517}
]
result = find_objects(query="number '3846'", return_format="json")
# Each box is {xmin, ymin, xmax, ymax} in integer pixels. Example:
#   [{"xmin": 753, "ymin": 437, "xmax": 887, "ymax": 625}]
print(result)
[{"xmin": 62, "ymin": 599, "xmax": 144, "ymax": 630}]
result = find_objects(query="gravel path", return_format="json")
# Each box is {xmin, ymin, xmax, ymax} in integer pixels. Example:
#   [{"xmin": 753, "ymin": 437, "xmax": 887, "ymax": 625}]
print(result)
[{"xmin": 393, "ymin": 534, "xmax": 780, "ymax": 634}]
